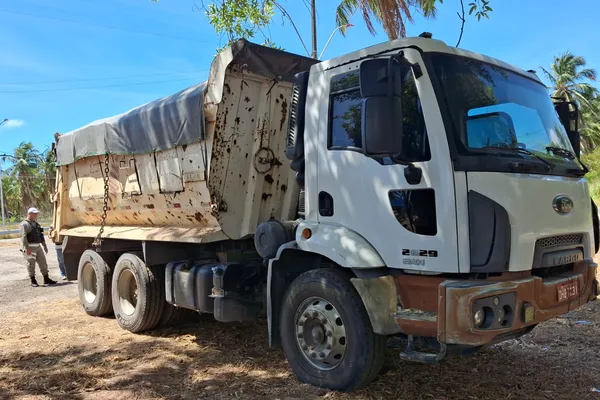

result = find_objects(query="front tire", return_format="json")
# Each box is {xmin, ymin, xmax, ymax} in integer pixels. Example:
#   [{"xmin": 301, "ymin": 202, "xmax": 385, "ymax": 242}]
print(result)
[
  {"xmin": 111, "ymin": 253, "xmax": 164, "ymax": 333},
  {"xmin": 77, "ymin": 250, "xmax": 115, "ymax": 317},
  {"xmin": 279, "ymin": 268, "xmax": 386, "ymax": 391}
]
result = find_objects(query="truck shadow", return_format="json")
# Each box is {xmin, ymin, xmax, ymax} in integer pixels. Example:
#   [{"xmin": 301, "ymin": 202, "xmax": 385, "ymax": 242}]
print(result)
[{"xmin": 1, "ymin": 302, "xmax": 599, "ymax": 400}]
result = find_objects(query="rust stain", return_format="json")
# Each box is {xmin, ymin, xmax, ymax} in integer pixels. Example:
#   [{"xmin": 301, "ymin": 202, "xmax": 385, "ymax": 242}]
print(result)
[
  {"xmin": 244, "ymin": 96, "xmax": 250, "ymax": 102},
  {"xmin": 224, "ymin": 83, "xmax": 231, "ymax": 94},
  {"xmin": 182, "ymin": 144, "xmax": 188, "ymax": 152},
  {"xmin": 147, "ymin": 218, "xmax": 154, "ymax": 224},
  {"xmin": 281, "ymin": 184, "xmax": 287, "ymax": 192},
  {"xmin": 280, "ymin": 99, "xmax": 288, "ymax": 131},
  {"xmin": 273, "ymin": 158, "xmax": 283, "ymax": 167},
  {"xmin": 144, "ymin": 204, "xmax": 155, "ymax": 209},
  {"xmin": 193, "ymin": 212, "xmax": 206, "ymax": 223},
  {"xmin": 262, "ymin": 193, "xmax": 272, "ymax": 201},
  {"xmin": 264, "ymin": 174, "xmax": 274, "ymax": 184}
]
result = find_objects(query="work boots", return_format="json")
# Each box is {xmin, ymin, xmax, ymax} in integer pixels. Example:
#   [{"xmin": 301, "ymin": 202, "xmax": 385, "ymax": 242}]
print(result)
[
  {"xmin": 43, "ymin": 275, "xmax": 57, "ymax": 285},
  {"xmin": 30, "ymin": 277, "xmax": 39, "ymax": 287}
]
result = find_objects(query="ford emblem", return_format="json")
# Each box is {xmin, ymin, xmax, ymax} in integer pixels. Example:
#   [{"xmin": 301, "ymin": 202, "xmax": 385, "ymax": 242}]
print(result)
[{"xmin": 553, "ymin": 195, "xmax": 574, "ymax": 215}]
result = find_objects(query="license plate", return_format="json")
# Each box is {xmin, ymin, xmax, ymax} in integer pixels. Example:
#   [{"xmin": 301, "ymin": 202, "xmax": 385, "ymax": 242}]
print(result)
[{"xmin": 557, "ymin": 280, "xmax": 579, "ymax": 302}]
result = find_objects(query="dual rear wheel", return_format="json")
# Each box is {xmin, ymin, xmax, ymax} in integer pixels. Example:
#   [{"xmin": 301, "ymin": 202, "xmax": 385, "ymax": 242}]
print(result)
[{"xmin": 77, "ymin": 251, "xmax": 191, "ymax": 332}]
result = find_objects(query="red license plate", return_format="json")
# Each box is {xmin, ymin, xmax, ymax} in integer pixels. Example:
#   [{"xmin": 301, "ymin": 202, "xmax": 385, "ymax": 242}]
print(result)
[{"xmin": 557, "ymin": 280, "xmax": 579, "ymax": 302}]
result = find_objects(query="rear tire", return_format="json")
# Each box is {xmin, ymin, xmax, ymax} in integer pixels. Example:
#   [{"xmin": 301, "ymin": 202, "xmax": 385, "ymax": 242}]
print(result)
[
  {"xmin": 111, "ymin": 253, "xmax": 164, "ymax": 333},
  {"xmin": 279, "ymin": 268, "xmax": 386, "ymax": 391},
  {"xmin": 77, "ymin": 250, "xmax": 116, "ymax": 317}
]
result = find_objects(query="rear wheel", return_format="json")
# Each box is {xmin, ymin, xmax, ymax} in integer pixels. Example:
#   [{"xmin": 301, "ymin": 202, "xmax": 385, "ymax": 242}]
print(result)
[
  {"xmin": 77, "ymin": 250, "xmax": 115, "ymax": 317},
  {"xmin": 279, "ymin": 268, "xmax": 386, "ymax": 391},
  {"xmin": 111, "ymin": 253, "xmax": 164, "ymax": 332}
]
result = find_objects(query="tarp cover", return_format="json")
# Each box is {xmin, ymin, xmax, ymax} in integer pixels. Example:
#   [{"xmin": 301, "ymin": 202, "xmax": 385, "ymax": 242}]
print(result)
[
  {"xmin": 56, "ymin": 82, "xmax": 207, "ymax": 165},
  {"xmin": 55, "ymin": 39, "xmax": 319, "ymax": 166}
]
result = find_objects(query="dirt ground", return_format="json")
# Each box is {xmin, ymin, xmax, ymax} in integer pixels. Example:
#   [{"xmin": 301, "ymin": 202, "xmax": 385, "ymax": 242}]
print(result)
[{"xmin": 0, "ymin": 239, "xmax": 599, "ymax": 400}]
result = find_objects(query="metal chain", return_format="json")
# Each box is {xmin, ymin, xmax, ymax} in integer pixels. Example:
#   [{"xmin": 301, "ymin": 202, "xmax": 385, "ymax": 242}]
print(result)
[{"xmin": 92, "ymin": 153, "xmax": 110, "ymax": 248}]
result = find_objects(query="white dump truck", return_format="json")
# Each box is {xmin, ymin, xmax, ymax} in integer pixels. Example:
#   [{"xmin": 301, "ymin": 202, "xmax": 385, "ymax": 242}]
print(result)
[{"xmin": 51, "ymin": 36, "xmax": 599, "ymax": 391}]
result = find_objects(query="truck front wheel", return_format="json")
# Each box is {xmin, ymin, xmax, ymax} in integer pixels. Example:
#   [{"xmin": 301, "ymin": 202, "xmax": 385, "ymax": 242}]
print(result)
[
  {"xmin": 279, "ymin": 268, "xmax": 386, "ymax": 391},
  {"xmin": 111, "ymin": 253, "xmax": 164, "ymax": 333}
]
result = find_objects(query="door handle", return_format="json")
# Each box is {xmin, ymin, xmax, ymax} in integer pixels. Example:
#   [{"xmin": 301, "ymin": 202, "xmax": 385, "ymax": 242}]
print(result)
[{"xmin": 404, "ymin": 164, "xmax": 422, "ymax": 185}]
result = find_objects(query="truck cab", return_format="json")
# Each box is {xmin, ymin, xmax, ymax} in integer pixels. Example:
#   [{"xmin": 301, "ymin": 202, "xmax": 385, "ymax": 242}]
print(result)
[{"xmin": 267, "ymin": 35, "xmax": 598, "ymax": 387}]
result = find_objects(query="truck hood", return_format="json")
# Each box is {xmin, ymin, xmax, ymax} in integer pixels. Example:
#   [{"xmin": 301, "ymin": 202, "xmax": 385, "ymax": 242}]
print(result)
[{"xmin": 467, "ymin": 172, "xmax": 594, "ymax": 272}]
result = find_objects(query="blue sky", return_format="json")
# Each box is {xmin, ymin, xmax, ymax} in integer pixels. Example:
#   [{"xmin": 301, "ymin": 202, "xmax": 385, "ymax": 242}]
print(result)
[{"xmin": 1, "ymin": 0, "xmax": 599, "ymax": 161}]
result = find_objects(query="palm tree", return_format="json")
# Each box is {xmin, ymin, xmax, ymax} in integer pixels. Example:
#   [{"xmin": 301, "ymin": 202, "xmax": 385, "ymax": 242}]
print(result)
[
  {"xmin": 1, "ymin": 143, "xmax": 42, "ymax": 214},
  {"xmin": 541, "ymin": 53, "xmax": 599, "ymax": 150},
  {"xmin": 541, "ymin": 52, "xmax": 598, "ymax": 109},
  {"xmin": 580, "ymin": 92, "xmax": 600, "ymax": 149},
  {"xmin": 37, "ymin": 148, "xmax": 57, "ymax": 212},
  {"xmin": 336, "ymin": 0, "xmax": 437, "ymax": 40}
]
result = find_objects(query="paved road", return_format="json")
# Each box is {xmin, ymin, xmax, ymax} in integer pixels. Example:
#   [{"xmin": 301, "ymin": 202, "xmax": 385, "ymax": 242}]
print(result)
[{"xmin": 0, "ymin": 239, "xmax": 77, "ymax": 315}]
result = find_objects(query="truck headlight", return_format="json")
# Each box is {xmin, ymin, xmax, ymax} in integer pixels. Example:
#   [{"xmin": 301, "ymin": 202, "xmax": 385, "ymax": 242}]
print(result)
[{"xmin": 473, "ymin": 309, "xmax": 485, "ymax": 327}]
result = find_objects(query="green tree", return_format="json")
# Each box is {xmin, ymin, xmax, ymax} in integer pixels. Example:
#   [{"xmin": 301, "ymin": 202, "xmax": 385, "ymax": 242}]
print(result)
[
  {"xmin": 336, "ymin": 0, "xmax": 493, "ymax": 44},
  {"xmin": 1, "ymin": 143, "xmax": 43, "ymax": 215},
  {"xmin": 179, "ymin": 0, "xmax": 494, "ymax": 55},
  {"xmin": 541, "ymin": 52, "xmax": 597, "ymax": 108},
  {"xmin": 541, "ymin": 52, "xmax": 599, "ymax": 149}
]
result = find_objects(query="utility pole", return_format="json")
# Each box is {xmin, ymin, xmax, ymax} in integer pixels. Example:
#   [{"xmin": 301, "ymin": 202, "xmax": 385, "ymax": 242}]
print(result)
[
  {"xmin": 0, "ymin": 169, "xmax": 5, "ymax": 231},
  {"xmin": 311, "ymin": 0, "xmax": 317, "ymax": 59}
]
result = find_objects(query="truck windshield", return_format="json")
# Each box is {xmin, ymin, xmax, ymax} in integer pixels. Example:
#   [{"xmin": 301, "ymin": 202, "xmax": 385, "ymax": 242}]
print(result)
[{"xmin": 429, "ymin": 52, "xmax": 584, "ymax": 175}]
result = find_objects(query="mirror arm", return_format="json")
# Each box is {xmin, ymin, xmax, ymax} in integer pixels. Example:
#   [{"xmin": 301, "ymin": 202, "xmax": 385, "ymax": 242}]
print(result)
[{"xmin": 394, "ymin": 51, "xmax": 423, "ymax": 79}]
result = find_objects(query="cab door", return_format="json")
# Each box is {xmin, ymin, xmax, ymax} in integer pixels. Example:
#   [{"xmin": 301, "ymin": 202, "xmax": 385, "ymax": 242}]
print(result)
[{"xmin": 314, "ymin": 48, "xmax": 459, "ymax": 273}]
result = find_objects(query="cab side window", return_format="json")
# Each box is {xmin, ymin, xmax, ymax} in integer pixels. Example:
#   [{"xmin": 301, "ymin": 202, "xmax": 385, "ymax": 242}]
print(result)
[
  {"xmin": 328, "ymin": 66, "xmax": 431, "ymax": 162},
  {"xmin": 329, "ymin": 72, "xmax": 362, "ymax": 149}
]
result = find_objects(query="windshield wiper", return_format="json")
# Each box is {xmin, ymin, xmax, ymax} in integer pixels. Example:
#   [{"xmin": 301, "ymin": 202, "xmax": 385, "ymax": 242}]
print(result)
[
  {"xmin": 545, "ymin": 146, "xmax": 589, "ymax": 174},
  {"xmin": 546, "ymin": 146, "xmax": 576, "ymax": 160},
  {"xmin": 478, "ymin": 146, "xmax": 554, "ymax": 172}
]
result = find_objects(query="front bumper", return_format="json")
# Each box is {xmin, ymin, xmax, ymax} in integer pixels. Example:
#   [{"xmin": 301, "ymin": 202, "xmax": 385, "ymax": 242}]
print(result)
[{"xmin": 394, "ymin": 259, "xmax": 598, "ymax": 347}]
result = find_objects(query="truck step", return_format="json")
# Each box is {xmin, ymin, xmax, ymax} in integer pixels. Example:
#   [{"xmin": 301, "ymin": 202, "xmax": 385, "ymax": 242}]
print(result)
[{"xmin": 399, "ymin": 335, "xmax": 447, "ymax": 364}]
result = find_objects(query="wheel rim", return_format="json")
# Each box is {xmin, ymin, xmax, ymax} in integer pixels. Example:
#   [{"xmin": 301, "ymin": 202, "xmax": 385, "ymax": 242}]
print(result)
[
  {"xmin": 294, "ymin": 296, "xmax": 347, "ymax": 371},
  {"xmin": 117, "ymin": 267, "xmax": 139, "ymax": 316},
  {"xmin": 82, "ymin": 262, "xmax": 98, "ymax": 304}
]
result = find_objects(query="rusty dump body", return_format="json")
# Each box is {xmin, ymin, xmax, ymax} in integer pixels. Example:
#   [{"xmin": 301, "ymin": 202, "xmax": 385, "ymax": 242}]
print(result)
[{"xmin": 51, "ymin": 40, "xmax": 317, "ymax": 245}]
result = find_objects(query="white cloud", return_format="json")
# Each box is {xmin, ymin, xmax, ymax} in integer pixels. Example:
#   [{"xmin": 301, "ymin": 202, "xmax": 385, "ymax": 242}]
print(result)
[{"xmin": 1, "ymin": 119, "xmax": 25, "ymax": 129}]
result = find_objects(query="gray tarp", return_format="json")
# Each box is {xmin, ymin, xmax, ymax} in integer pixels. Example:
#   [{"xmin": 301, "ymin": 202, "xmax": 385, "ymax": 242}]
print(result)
[
  {"xmin": 55, "ymin": 39, "xmax": 320, "ymax": 166},
  {"xmin": 56, "ymin": 81, "xmax": 207, "ymax": 165}
]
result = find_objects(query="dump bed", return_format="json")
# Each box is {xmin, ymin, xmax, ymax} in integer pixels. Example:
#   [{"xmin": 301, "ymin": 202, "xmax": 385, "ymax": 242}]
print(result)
[{"xmin": 51, "ymin": 40, "xmax": 317, "ymax": 244}]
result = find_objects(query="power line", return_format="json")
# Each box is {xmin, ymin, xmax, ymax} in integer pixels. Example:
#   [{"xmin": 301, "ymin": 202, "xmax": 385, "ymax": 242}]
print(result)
[
  {"xmin": 0, "ymin": 8, "xmax": 209, "ymax": 43},
  {"xmin": 0, "ymin": 77, "xmax": 201, "ymax": 94},
  {"xmin": 0, "ymin": 69, "xmax": 209, "ymax": 86}
]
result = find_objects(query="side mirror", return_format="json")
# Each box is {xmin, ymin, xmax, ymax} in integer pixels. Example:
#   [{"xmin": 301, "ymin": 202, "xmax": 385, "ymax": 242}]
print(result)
[
  {"xmin": 361, "ymin": 97, "xmax": 402, "ymax": 155},
  {"xmin": 554, "ymin": 100, "xmax": 581, "ymax": 158},
  {"xmin": 359, "ymin": 58, "xmax": 403, "ymax": 157},
  {"xmin": 569, "ymin": 130, "xmax": 581, "ymax": 157}
]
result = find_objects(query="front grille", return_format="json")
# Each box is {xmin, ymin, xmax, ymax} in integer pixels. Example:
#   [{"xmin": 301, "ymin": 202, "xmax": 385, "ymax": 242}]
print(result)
[{"xmin": 536, "ymin": 234, "xmax": 583, "ymax": 249}]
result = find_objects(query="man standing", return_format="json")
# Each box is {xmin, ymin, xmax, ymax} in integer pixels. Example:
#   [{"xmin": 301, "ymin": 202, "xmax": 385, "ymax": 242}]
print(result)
[
  {"xmin": 20, "ymin": 208, "xmax": 57, "ymax": 287},
  {"xmin": 49, "ymin": 225, "xmax": 67, "ymax": 280}
]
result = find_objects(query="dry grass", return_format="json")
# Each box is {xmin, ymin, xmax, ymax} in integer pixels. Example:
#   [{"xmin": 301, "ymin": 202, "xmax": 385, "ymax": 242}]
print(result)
[{"xmin": 1, "ymin": 297, "xmax": 600, "ymax": 400}]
